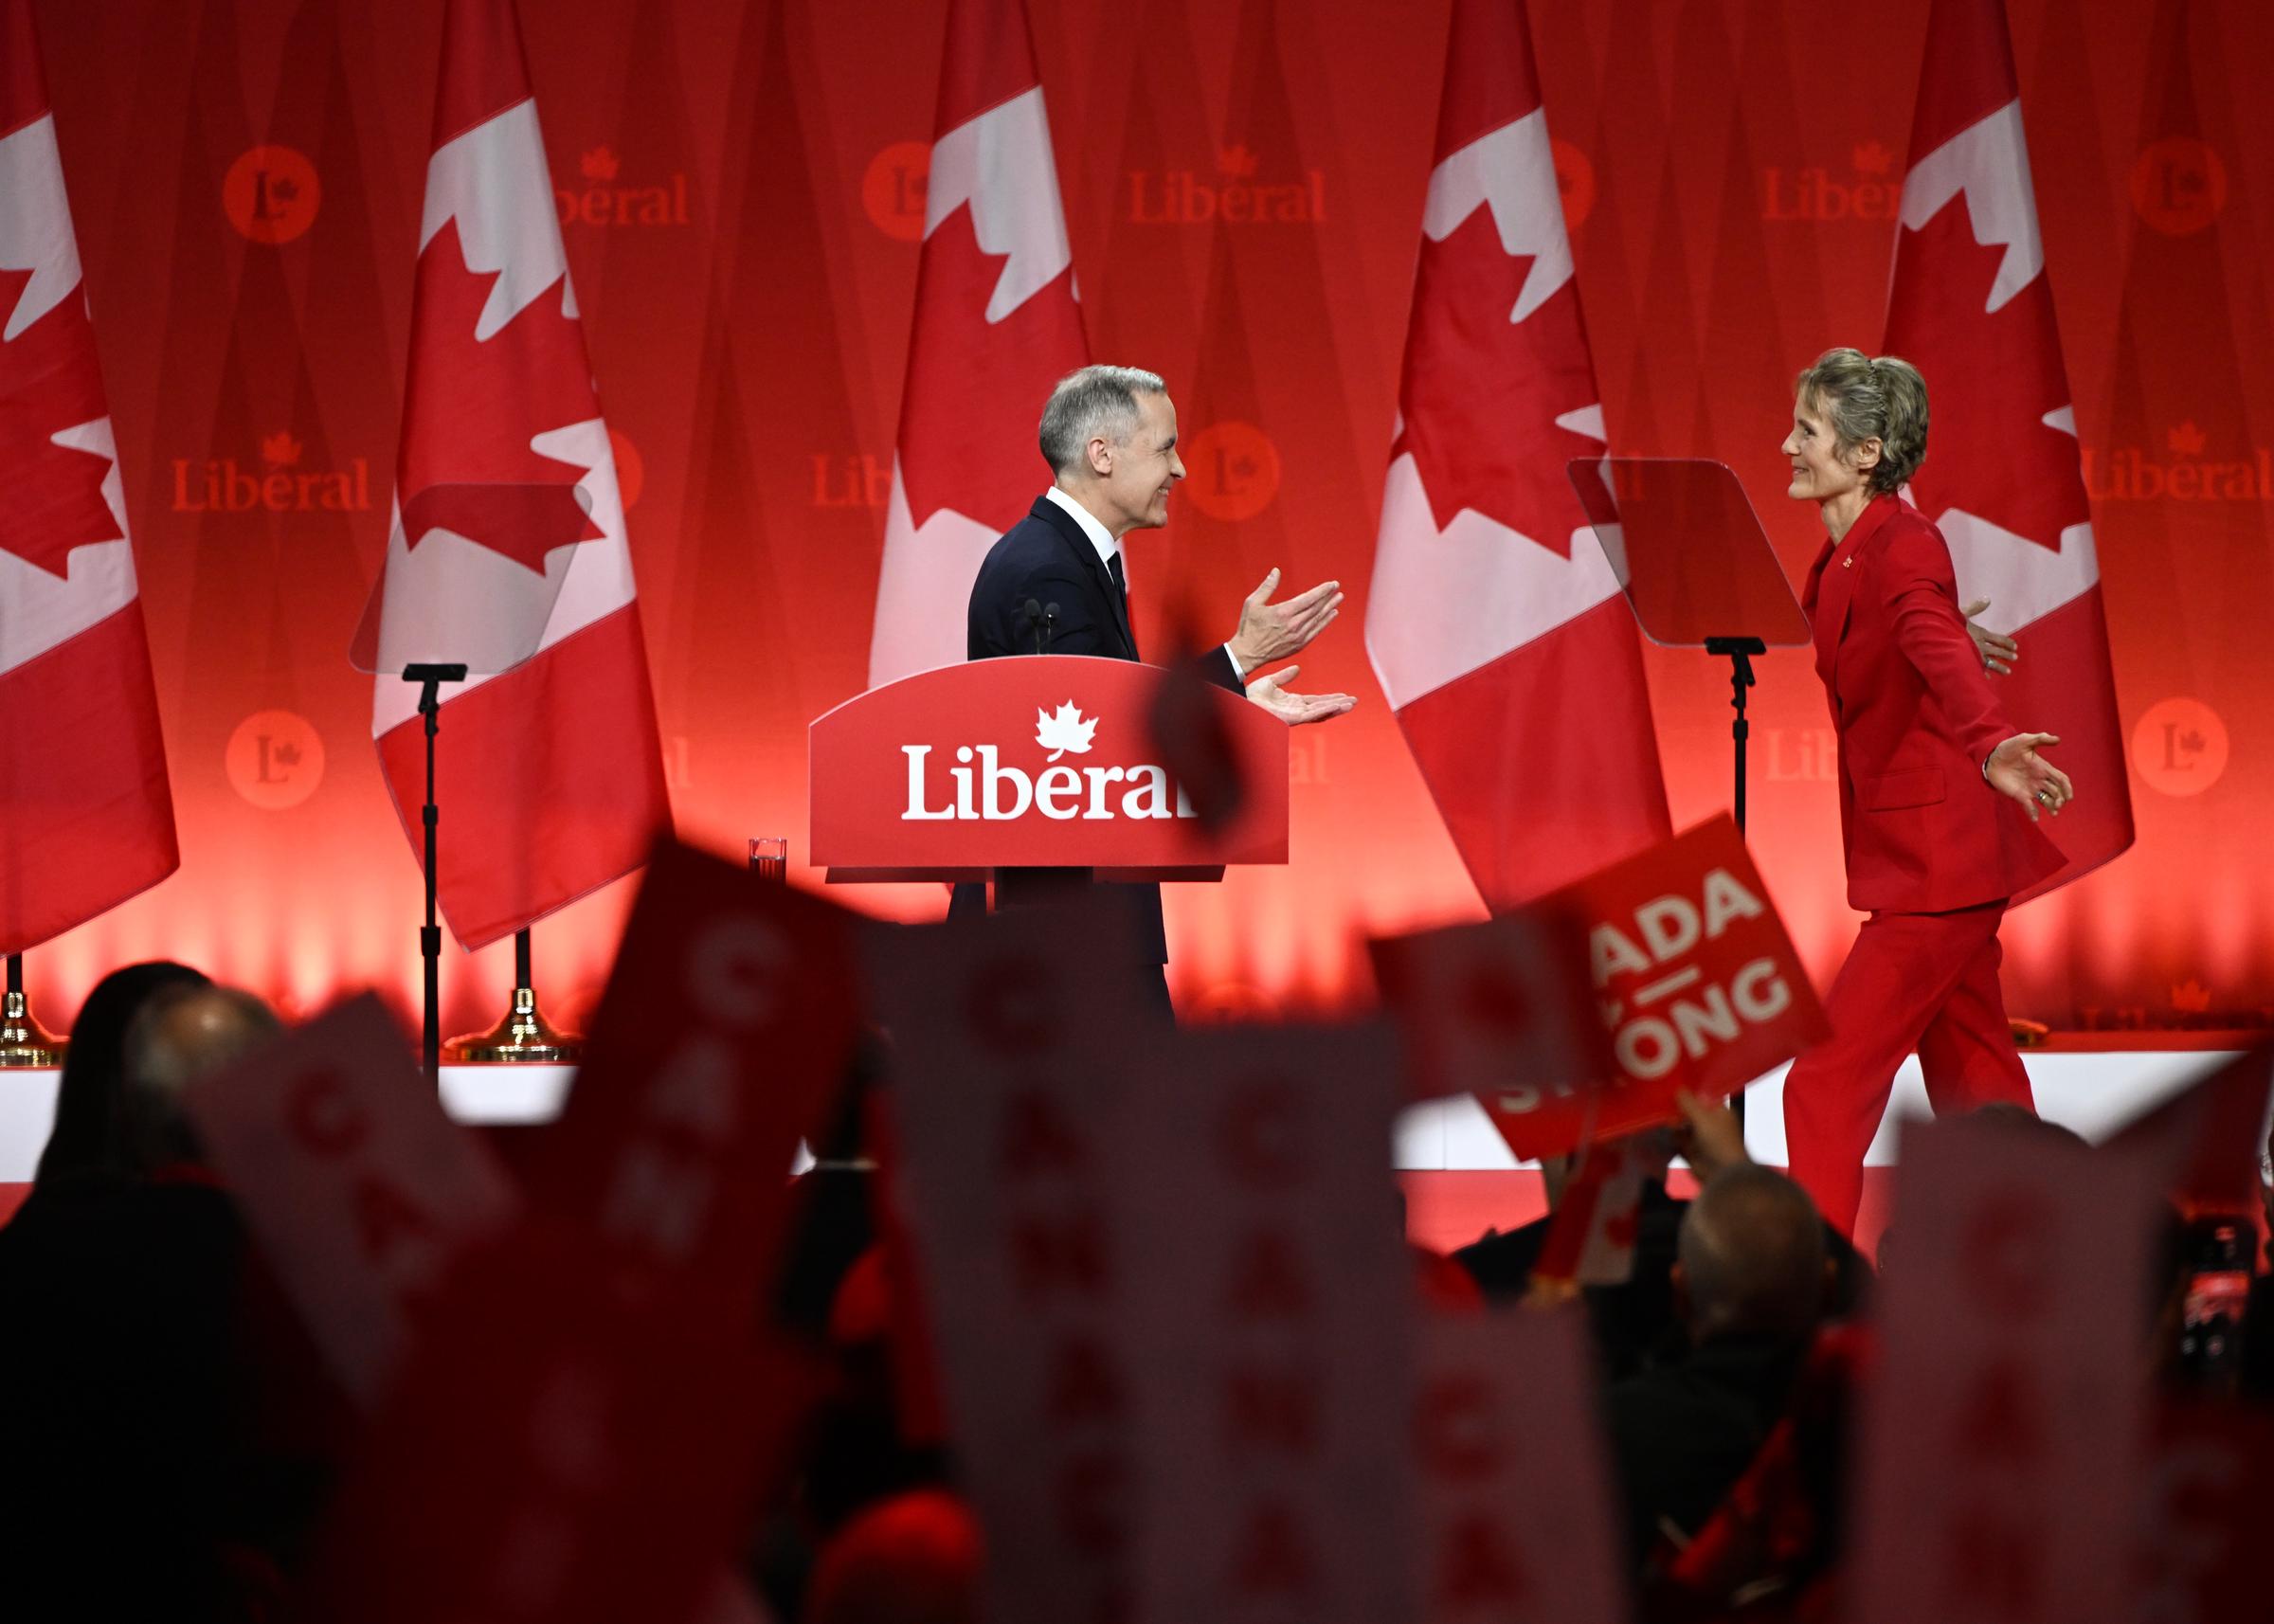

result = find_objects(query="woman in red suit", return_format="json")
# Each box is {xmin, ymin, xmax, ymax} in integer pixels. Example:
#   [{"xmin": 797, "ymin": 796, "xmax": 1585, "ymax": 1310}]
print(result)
[{"xmin": 1778, "ymin": 347, "xmax": 2075, "ymax": 1238}]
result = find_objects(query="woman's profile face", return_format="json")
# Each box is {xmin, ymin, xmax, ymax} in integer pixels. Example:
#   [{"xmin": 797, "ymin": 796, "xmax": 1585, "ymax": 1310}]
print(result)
[{"xmin": 1779, "ymin": 393, "xmax": 1866, "ymax": 506}]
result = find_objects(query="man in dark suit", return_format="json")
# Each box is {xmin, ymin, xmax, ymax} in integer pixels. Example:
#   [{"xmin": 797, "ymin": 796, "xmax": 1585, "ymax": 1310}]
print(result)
[{"xmin": 958, "ymin": 365, "xmax": 1355, "ymax": 1014}]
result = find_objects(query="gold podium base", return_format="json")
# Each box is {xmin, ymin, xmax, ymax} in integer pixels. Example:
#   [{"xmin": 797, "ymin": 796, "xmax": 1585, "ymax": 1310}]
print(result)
[
  {"xmin": 1, "ymin": 989, "xmax": 66, "ymax": 1069},
  {"xmin": 443, "ymin": 985, "xmax": 584, "ymax": 1064}
]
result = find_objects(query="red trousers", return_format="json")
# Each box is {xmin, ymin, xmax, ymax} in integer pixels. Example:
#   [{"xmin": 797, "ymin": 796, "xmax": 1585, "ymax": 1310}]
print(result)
[{"xmin": 1781, "ymin": 901, "xmax": 2034, "ymax": 1238}]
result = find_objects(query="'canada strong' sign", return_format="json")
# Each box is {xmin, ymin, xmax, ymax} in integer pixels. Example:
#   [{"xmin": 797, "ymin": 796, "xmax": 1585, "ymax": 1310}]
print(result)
[{"xmin": 1489, "ymin": 816, "xmax": 1826, "ymax": 1159}]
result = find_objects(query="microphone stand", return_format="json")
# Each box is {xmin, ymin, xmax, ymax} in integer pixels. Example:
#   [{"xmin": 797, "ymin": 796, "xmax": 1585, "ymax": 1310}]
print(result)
[
  {"xmin": 1023, "ymin": 600, "xmax": 1060, "ymax": 657},
  {"xmin": 0, "ymin": 952, "xmax": 65, "ymax": 1068},
  {"xmin": 403, "ymin": 661, "xmax": 466, "ymax": 1086}
]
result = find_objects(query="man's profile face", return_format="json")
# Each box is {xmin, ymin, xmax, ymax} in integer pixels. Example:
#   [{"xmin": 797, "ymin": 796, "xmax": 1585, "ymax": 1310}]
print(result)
[{"xmin": 1090, "ymin": 390, "xmax": 1185, "ymax": 532}]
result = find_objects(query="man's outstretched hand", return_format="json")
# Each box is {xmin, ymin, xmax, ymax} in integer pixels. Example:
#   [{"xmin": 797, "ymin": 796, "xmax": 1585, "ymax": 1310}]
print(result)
[
  {"xmin": 1986, "ymin": 731, "xmax": 2074, "ymax": 821},
  {"xmin": 1230, "ymin": 568, "xmax": 1342, "ymax": 670},
  {"xmin": 1244, "ymin": 665, "xmax": 1355, "ymax": 727}
]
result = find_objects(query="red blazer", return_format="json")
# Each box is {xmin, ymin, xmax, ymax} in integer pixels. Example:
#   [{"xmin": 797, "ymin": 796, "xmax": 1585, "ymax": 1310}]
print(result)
[{"xmin": 1801, "ymin": 495, "xmax": 2065, "ymax": 914}]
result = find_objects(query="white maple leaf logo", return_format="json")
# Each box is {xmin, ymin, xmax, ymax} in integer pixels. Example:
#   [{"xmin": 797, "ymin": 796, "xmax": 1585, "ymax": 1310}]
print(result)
[{"xmin": 1036, "ymin": 701, "xmax": 1097, "ymax": 761}]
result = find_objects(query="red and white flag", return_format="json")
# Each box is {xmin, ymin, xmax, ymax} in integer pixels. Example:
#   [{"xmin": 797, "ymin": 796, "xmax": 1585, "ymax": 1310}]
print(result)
[
  {"xmin": 866, "ymin": 0, "xmax": 1088, "ymax": 689},
  {"xmin": 1365, "ymin": 0, "xmax": 1669, "ymax": 912},
  {"xmin": 0, "ymin": 0, "xmax": 176, "ymax": 953},
  {"xmin": 1886, "ymin": 0, "xmax": 2133, "ymax": 898},
  {"xmin": 367, "ymin": 0, "xmax": 668, "ymax": 948}
]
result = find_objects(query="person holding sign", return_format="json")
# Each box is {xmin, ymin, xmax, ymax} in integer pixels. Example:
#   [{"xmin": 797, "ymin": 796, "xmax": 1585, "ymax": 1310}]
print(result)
[{"xmin": 1777, "ymin": 348, "xmax": 2071, "ymax": 1237}]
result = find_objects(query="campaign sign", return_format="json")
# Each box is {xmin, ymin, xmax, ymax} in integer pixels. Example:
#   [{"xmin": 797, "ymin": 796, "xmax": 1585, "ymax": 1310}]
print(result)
[
  {"xmin": 1370, "ymin": 904, "xmax": 1610, "ymax": 1107},
  {"xmin": 864, "ymin": 897, "xmax": 1156, "ymax": 1624},
  {"xmin": 1849, "ymin": 1118, "xmax": 2156, "ymax": 1624},
  {"xmin": 1529, "ymin": 1136, "xmax": 1650, "ymax": 1288},
  {"xmin": 526, "ymin": 838, "xmax": 863, "ymax": 1301},
  {"xmin": 185, "ymin": 993, "xmax": 517, "ymax": 1402},
  {"xmin": 2136, "ymin": 1399, "xmax": 2274, "ymax": 1624},
  {"xmin": 1122, "ymin": 1022, "xmax": 1417, "ymax": 1624},
  {"xmin": 810, "ymin": 655, "xmax": 1287, "ymax": 877},
  {"xmin": 1416, "ymin": 1310, "xmax": 1628, "ymax": 1624},
  {"xmin": 191, "ymin": 996, "xmax": 788, "ymax": 1624},
  {"xmin": 1481, "ymin": 815, "xmax": 1826, "ymax": 1159},
  {"xmin": 299, "ymin": 1220, "xmax": 775, "ymax": 1624}
]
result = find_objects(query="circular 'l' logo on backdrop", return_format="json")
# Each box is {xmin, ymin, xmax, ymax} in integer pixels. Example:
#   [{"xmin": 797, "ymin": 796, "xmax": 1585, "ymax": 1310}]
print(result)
[{"xmin": 224, "ymin": 146, "xmax": 322, "ymax": 244}]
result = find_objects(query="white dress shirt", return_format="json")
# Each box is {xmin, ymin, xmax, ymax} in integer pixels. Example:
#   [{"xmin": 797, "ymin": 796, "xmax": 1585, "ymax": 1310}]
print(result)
[{"xmin": 1042, "ymin": 486, "xmax": 1244, "ymax": 677}]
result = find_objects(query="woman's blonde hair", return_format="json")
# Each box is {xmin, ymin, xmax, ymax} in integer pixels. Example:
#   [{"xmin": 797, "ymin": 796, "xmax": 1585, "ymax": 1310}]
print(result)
[{"xmin": 1794, "ymin": 347, "xmax": 1928, "ymax": 495}]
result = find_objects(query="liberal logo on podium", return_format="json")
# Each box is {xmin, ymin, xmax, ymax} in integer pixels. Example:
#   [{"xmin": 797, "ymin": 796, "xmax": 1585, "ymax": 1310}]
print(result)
[
  {"xmin": 812, "ymin": 657, "xmax": 1288, "ymax": 875},
  {"xmin": 1036, "ymin": 701, "xmax": 1096, "ymax": 761},
  {"xmin": 901, "ymin": 698, "xmax": 1195, "ymax": 823}
]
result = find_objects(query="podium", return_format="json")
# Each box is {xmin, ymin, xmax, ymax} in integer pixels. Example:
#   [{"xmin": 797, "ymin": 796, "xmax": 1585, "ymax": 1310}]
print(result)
[{"xmin": 810, "ymin": 658, "xmax": 1289, "ymax": 884}]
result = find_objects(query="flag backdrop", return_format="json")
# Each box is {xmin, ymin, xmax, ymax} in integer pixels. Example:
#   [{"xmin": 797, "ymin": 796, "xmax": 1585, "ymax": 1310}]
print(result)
[
  {"xmin": 1366, "ymin": 0, "xmax": 1670, "ymax": 912},
  {"xmin": 367, "ymin": 0, "xmax": 669, "ymax": 949},
  {"xmin": 5, "ymin": 0, "xmax": 2269, "ymax": 1038},
  {"xmin": 0, "ymin": 0, "xmax": 175, "ymax": 955},
  {"xmin": 866, "ymin": 0, "xmax": 1088, "ymax": 690},
  {"xmin": 1885, "ymin": 0, "xmax": 2135, "ymax": 901}
]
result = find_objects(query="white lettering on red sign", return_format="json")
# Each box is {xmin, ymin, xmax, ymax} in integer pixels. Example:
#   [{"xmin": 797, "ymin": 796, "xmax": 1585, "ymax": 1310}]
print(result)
[{"xmin": 902, "ymin": 745, "xmax": 1197, "ymax": 822}]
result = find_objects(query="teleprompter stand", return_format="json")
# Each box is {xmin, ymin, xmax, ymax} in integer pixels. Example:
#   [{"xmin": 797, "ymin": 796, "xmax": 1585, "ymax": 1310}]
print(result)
[
  {"xmin": 1569, "ymin": 460, "xmax": 1814, "ymax": 1127},
  {"xmin": 1704, "ymin": 636, "xmax": 1768, "ymax": 837},
  {"xmin": 1567, "ymin": 458, "xmax": 1811, "ymax": 841}
]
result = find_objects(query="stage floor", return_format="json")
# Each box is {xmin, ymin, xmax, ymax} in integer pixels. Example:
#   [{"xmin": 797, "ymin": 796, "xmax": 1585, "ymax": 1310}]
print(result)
[{"xmin": 0, "ymin": 1046, "xmax": 2245, "ymax": 1257}]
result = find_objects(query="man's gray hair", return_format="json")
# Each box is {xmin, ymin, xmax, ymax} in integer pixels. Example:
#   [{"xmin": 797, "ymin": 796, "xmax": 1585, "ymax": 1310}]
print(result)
[{"xmin": 1038, "ymin": 365, "xmax": 1167, "ymax": 478}]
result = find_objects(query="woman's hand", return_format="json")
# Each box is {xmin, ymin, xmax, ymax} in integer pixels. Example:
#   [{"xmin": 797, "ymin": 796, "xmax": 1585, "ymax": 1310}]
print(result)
[
  {"xmin": 1961, "ymin": 597, "xmax": 2017, "ymax": 676},
  {"xmin": 1986, "ymin": 732, "xmax": 2075, "ymax": 821}
]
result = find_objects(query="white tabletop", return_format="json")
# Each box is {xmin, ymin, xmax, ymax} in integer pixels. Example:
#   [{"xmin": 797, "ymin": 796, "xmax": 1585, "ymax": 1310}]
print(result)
[{"xmin": 0, "ymin": 1050, "xmax": 2234, "ymax": 1183}]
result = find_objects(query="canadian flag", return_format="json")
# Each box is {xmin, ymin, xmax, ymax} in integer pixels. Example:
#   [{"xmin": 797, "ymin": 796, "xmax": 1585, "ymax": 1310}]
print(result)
[
  {"xmin": 0, "ymin": 0, "xmax": 177, "ymax": 954},
  {"xmin": 367, "ymin": 0, "xmax": 669, "ymax": 948},
  {"xmin": 865, "ymin": 0, "xmax": 1088, "ymax": 690},
  {"xmin": 1885, "ymin": 0, "xmax": 2134, "ymax": 898},
  {"xmin": 1365, "ymin": 0, "xmax": 1669, "ymax": 911}
]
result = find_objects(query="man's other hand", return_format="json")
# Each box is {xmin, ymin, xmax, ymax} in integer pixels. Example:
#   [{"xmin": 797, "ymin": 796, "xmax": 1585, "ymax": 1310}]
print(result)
[
  {"xmin": 1961, "ymin": 597, "xmax": 2017, "ymax": 677},
  {"xmin": 1244, "ymin": 665, "xmax": 1355, "ymax": 727},
  {"xmin": 1230, "ymin": 568, "xmax": 1342, "ymax": 670}
]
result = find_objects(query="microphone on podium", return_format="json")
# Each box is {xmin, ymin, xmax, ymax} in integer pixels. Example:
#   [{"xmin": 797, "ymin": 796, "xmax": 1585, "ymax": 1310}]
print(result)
[{"xmin": 1022, "ymin": 600, "xmax": 1060, "ymax": 656}]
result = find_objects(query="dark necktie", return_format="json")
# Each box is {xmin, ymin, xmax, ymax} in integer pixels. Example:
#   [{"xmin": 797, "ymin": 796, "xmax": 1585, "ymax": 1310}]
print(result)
[{"xmin": 1106, "ymin": 551, "xmax": 1137, "ymax": 658}]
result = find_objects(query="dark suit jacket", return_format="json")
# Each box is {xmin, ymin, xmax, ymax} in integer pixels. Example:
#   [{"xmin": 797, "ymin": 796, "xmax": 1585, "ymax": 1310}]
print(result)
[
  {"xmin": 956, "ymin": 494, "xmax": 1242, "ymax": 963},
  {"xmin": 1604, "ymin": 1333, "xmax": 1811, "ymax": 1573}
]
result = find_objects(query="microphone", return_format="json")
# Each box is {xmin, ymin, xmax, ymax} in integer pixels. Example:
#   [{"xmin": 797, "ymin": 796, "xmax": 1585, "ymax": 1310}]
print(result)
[
  {"xmin": 1022, "ymin": 598, "xmax": 1044, "ymax": 655},
  {"xmin": 1042, "ymin": 603, "xmax": 1059, "ymax": 652}
]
